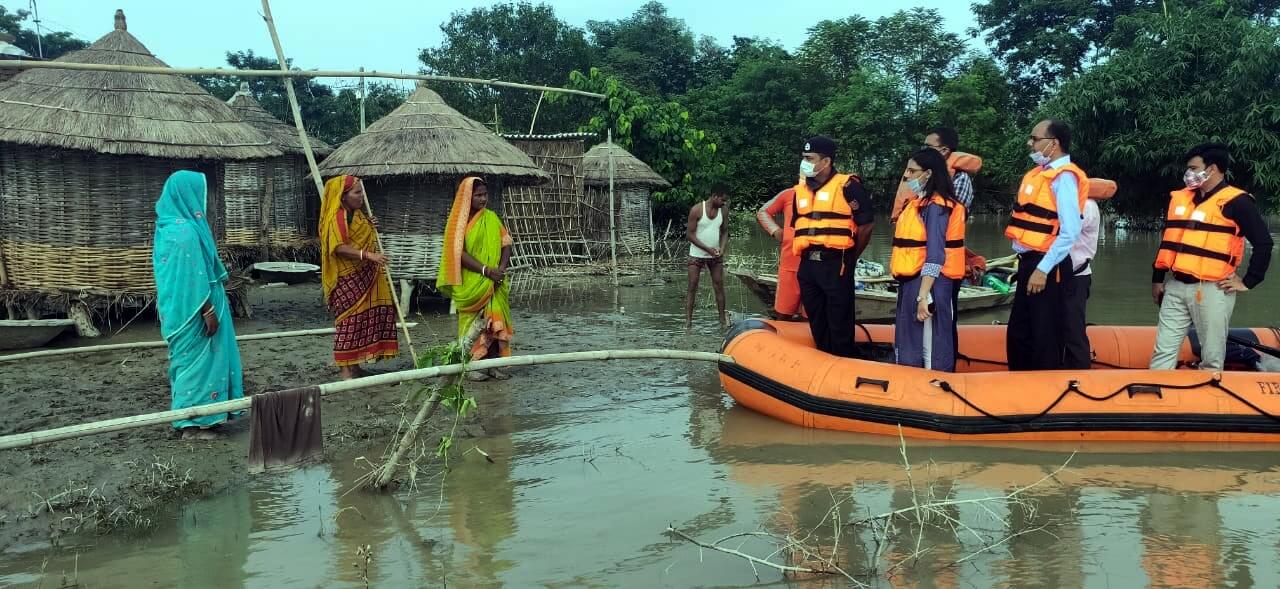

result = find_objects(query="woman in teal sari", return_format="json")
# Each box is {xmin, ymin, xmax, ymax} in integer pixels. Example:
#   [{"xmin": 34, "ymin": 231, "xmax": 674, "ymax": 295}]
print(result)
[
  {"xmin": 152, "ymin": 170, "xmax": 244, "ymax": 439},
  {"xmin": 437, "ymin": 177, "xmax": 514, "ymax": 381}
]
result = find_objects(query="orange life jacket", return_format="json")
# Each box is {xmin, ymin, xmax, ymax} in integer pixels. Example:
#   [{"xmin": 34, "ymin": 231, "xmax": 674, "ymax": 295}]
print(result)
[
  {"xmin": 1004, "ymin": 163, "xmax": 1088, "ymax": 252},
  {"xmin": 891, "ymin": 194, "xmax": 966, "ymax": 280},
  {"xmin": 1153, "ymin": 185, "xmax": 1248, "ymax": 281},
  {"xmin": 791, "ymin": 173, "xmax": 859, "ymax": 255},
  {"xmin": 891, "ymin": 152, "xmax": 982, "ymax": 221}
]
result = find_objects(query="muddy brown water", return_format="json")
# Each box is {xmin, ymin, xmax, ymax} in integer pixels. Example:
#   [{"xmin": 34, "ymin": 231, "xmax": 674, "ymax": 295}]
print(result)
[{"xmin": 2, "ymin": 217, "xmax": 1279, "ymax": 588}]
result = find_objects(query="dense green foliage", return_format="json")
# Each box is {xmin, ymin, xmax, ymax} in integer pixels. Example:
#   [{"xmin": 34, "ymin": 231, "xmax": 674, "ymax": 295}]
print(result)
[{"xmin": 9, "ymin": 0, "xmax": 1279, "ymax": 218}]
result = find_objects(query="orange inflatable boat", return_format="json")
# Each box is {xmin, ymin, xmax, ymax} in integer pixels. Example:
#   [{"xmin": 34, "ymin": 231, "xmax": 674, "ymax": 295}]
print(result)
[{"xmin": 719, "ymin": 319, "xmax": 1280, "ymax": 443}]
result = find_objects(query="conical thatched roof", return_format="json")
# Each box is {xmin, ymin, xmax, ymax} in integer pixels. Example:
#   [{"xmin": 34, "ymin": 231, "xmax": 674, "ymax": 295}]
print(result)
[
  {"xmin": 319, "ymin": 84, "xmax": 549, "ymax": 183},
  {"xmin": 227, "ymin": 83, "xmax": 332, "ymax": 156},
  {"xmin": 583, "ymin": 142, "xmax": 670, "ymax": 189},
  {"xmin": 0, "ymin": 10, "xmax": 279, "ymax": 160}
]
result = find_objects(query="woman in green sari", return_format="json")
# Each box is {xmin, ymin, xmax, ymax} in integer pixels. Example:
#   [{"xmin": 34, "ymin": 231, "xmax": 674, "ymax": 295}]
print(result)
[{"xmin": 436, "ymin": 177, "xmax": 514, "ymax": 381}]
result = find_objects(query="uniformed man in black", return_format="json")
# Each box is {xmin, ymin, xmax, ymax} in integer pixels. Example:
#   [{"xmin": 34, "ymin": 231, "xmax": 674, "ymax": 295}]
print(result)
[{"xmin": 792, "ymin": 136, "xmax": 876, "ymax": 357}]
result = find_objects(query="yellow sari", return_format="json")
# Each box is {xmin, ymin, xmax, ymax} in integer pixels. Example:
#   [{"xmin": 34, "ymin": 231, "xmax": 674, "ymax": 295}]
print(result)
[
  {"xmin": 436, "ymin": 177, "xmax": 514, "ymax": 360},
  {"xmin": 319, "ymin": 175, "xmax": 399, "ymax": 366}
]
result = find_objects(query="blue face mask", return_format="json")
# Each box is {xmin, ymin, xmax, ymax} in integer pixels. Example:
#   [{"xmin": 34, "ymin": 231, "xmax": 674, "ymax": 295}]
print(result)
[
  {"xmin": 1030, "ymin": 151, "xmax": 1052, "ymax": 166},
  {"xmin": 907, "ymin": 177, "xmax": 926, "ymax": 196}
]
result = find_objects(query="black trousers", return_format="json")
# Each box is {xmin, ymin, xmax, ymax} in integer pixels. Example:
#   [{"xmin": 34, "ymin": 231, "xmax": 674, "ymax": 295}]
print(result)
[
  {"xmin": 1006, "ymin": 252, "xmax": 1075, "ymax": 371},
  {"xmin": 798, "ymin": 248, "xmax": 857, "ymax": 358},
  {"xmin": 951, "ymin": 279, "xmax": 963, "ymax": 363},
  {"xmin": 1062, "ymin": 273, "xmax": 1092, "ymax": 369}
]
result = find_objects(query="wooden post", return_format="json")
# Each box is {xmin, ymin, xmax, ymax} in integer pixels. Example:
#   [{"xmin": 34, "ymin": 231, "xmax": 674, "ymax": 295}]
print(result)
[
  {"xmin": 260, "ymin": 0, "xmax": 416, "ymax": 363},
  {"xmin": 68, "ymin": 303, "xmax": 100, "ymax": 338},
  {"xmin": 371, "ymin": 317, "xmax": 486, "ymax": 489},
  {"xmin": 528, "ymin": 90, "xmax": 545, "ymax": 134},
  {"xmin": 358, "ymin": 66, "xmax": 367, "ymax": 132},
  {"xmin": 360, "ymin": 179, "xmax": 418, "ymax": 361},
  {"xmin": 259, "ymin": 0, "xmax": 324, "ymax": 199},
  {"xmin": 649, "ymin": 193, "xmax": 656, "ymax": 268},
  {"xmin": 607, "ymin": 130, "xmax": 619, "ymax": 286},
  {"xmin": 259, "ymin": 169, "xmax": 274, "ymax": 261}
]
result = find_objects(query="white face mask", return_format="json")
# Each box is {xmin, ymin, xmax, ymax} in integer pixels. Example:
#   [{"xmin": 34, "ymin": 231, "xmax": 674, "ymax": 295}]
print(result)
[
  {"xmin": 1184, "ymin": 168, "xmax": 1211, "ymax": 189},
  {"xmin": 799, "ymin": 159, "xmax": 818, "ymax": 178},
  {"xmin": 1029, "ymin": 150, "xmax": 1052, "ymax": 166}
]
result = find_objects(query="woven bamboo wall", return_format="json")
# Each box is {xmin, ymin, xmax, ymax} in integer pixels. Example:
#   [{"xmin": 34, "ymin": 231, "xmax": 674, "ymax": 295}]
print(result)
[
  {"xmin": 0, "ymin": 145, "xmax": 227, "ymax": 293},
  {"xmin": 224, "ymin": 154, "xmax": 313, "ymax": 254},
  {"xmin": 503, "ymin": 139, "xmax": 590, "ymax": 269},
  {"xmin": 583, "ymin": 185, "xmax": 655, "ymax": 258},
  {"xmin": 364, "ymin": 175, "xmax": 505, "ymax": 282}
]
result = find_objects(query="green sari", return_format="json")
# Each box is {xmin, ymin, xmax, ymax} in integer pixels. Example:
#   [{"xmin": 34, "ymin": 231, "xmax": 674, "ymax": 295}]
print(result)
[{"xmin": 437, "ymin": 205, "xmax": 513, "ymax": 360}]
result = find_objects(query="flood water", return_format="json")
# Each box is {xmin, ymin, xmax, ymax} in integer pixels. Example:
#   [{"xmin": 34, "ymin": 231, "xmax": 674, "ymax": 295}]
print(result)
[{"xmin": 4, "ymin": 217, "xmax": 1280, "ymax": 588}]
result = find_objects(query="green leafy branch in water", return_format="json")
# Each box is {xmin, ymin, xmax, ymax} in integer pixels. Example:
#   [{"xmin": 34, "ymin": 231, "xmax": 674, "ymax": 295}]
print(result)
[{"xmin": 413, "ymin": 341, "xmax": 479, "ymax": 461}]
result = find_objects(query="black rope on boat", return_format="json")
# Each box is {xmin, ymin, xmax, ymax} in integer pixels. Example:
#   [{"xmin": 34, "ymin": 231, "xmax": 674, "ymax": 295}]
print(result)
[
  {"xmin": 930, "ymin": 376, "xmax": 1280, "ymax": 424},
  {"xmin": 955, "ymin": 351, "xmax": 1127, "ymax": 370}
]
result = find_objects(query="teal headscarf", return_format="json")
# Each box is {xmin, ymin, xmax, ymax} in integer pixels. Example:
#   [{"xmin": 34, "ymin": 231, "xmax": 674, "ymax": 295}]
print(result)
[{"xmin": 152, "ymin": 170, "xmax": 228, "ymax": 340}]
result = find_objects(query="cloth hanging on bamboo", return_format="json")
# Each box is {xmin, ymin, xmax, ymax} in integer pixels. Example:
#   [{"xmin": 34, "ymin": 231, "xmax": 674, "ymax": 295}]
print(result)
[
  {"xmin": 247, "ymin": 387, "xmax": 323, "ymax": 472},
  {"xmin": 437, "ymin": 177, "xmax": 514, "ymax": 360},
  {"xmin": 318, "ymin": 175, "xmax": 399, "ymax": 366},
  {"xmin": 152, "ymin": 170, "xmax": 245, "ymax": 429}
]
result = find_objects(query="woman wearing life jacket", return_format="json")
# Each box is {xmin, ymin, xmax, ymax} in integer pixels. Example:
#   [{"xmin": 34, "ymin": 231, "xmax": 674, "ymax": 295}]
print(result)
[{"xmin": 891, "ymin": 148, "xmax": 966, "ymax": 372}]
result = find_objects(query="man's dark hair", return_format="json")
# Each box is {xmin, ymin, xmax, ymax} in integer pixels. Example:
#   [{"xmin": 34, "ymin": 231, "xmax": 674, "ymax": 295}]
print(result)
[
  {"xmin": 1185, "ymin": 143, "xmax": 1231, "ymax": 172},
  {"xmin": 1045, "ymin": 120, "xmax": 1072, "ymax": 153},
  {"xmin": 710, "ymin": 182, "xmax": 730, "ymax": 196},
  {"xmin": 928, "ymin": 126, "xmax": 959, "ymax": 152}
]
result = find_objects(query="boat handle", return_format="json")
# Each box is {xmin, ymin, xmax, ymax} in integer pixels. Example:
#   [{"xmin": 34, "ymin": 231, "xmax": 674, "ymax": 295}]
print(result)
[
  {"xmin": 856, "ymin": 377, "xmax": 890, "ymax": 392},
  {"xmin": 1126, "ymin": 385, "xmax": 1163, "ymax": 399}
]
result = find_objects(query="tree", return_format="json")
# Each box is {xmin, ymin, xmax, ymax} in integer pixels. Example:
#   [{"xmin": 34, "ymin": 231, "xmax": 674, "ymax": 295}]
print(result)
[
  {"xmin": 553, "ymin": 68, "xmax": 721, "ymax": 207},
  {"xmin": 0, "ymin": 5, "xmax": 87, "ymax": 60},
  {"xmin": 971, "ymin": 0, "xmax": 1280, "ymax": 108},
  {"xmin": 418, "ymin": 2, "xmax": 596, "ymax": 133},
  {"xmin": 588, "ymin": 1, "xmax": 698, "ymax": 97},
  {"xmin": 930, "ymin": 57, "xmax": 1024, "ymax": 203},
  {"xmin": 865, "ymin": 8, "xmax": 967, "ymax": 114},
  {"xmin": 798, "ymin": 16, "xmax": 874, "ymax": 82},
  {"xmin": 808, "ymin": 67, "xmax": 913, "ymax": 199},
  {"xmin": 1042, "ymin": 7, "xmax": 1280, "ymax": 215},
  {"xmin": 684, "ymin": 48, "xmax": 823, "ymax": 204}
]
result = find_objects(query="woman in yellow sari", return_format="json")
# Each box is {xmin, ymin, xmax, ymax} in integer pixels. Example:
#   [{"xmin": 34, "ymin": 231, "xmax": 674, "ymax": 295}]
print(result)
[
  {"xmin": 436, "ymin": 177, "xmax": 514, "ymax": 381},
  {"xmin": 319, "ymin": 175, "xmax": 399, "ymax": 380}
]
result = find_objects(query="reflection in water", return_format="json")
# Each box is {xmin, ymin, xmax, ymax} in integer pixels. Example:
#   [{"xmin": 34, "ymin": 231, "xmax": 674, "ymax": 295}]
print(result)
[{"xmin": 5, "ymin": 230, "xmax": 1280, "ymax": 586}]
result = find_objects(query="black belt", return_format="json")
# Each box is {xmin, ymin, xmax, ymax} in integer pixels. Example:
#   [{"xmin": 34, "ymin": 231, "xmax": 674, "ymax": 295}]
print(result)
[
  {"xmin": 1073, "ymin": 258, "xmax": 1091, "ymax": 275},
  {"xmin": 802, "ymin": 247, "xmax": 851, "ymax": 262}
]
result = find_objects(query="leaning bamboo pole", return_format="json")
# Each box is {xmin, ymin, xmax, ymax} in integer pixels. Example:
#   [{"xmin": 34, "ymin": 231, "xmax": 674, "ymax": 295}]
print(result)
[
  {"xmin": 260, "ymin": 0, "xmax": 417, "ymax": 362},
  {"xmin": 0, "ymin": 348, "xmax": 732, "ymax": 451},
  {"xmin": 607, "ymin": 131, "xmax": 619, "ymax": 286},
  {"xmin": 0, "ymin": 61, "xmax": 606, "ymax": 99},
  {"xmin": 0, "ymin": 323, "xmax": 419, "ymax": 363},
  {"xmin": 371, "ymin": 317, "xmax": 486, "ymax": 489}
]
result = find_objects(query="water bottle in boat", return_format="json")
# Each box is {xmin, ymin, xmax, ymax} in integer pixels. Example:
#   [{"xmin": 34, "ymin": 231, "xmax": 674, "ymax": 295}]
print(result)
[{"xmin": 983, "ymin": 274, "xmax": 1011, "ymax": 294}]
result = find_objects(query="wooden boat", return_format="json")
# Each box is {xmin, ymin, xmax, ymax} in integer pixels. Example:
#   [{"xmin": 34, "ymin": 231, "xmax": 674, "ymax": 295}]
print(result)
[
  {"xmin": 0, "ymin": 319, "xmax": 76, "ymax": 350},
  {"xmin": 731, "ymin": 270, "xmax": 1014, "ymax": 322},
  {"xmin": 719, "ymin": 319, "xmax": 1280, "ymax": 443}
]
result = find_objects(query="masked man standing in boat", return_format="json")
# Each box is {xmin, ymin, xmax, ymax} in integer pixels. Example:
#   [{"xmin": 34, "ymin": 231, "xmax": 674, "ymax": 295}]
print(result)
[
  {"xmin": 792, "ymin": 136, "xmax": 876, "ymax": 357},
  {"xmin": 1150, "ymin": 143, "xmax": 1272, "ymax": 371},
  {"xmin": 1005, "ymin": 120, "xmax": 1086, "ymax": 371}
]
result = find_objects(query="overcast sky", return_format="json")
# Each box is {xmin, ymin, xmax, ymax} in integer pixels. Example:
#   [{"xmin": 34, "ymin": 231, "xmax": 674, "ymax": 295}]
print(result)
[{"xmin": 35, "ymin": 0, "xmax": 979, "ymax": 80}]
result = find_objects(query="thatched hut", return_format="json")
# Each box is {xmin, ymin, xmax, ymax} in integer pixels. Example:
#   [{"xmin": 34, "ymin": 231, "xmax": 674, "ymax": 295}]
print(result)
[
  {"xmin": 318, "ymin": 84, "xmax": 548, "ymax": 290},
  {"xmin": 224, "ymin": 83, "xmax": 333, "ymax": 263},
  {"xmin": 0, "ymin": 33, "xmax": 32, "ymax": 85},
  {"xmin": 0, "ymin": 11, "xmax": 279, "ymax": 326},
  {"xmin": 499, "ymin": 133, "xmax": 597, "ymax": 269},
  {"xmin": 582, "ymin": 142, "xmax": 670, "ymax": 258}
]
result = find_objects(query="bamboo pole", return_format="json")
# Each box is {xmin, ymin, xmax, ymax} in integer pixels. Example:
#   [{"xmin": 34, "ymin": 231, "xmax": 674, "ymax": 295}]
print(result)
[
  {"xmin": 359, "ymin": 179, "xmax": 418, "ymax": 361},
  {"xmin": 607, "ymin": 131, "xmax": 619, "ymax": 286},
  {"xmin": 260, "ymin": 0, "xmax": 415, "ymax": 362},
  {"xmin": 371, "ymin": 317, "xmax": 485, "ymax": 489},
  {"xmin": 0, "ymin": 60, "xmax": 606, "ymax": 99},
  {"xmin": 0, "ymin": 324, "xmax": 419, "ymax": 363},
  {"xmin": 528, "ymin": 90, "xmax": 545, "ymax": 134},
  {"xmin": 0, "ymin": 348, "xmax": 732, "ymax": 451},
  {"xmin": 358, "ymin": 66, "xmax": 367, "ymax": 131}
]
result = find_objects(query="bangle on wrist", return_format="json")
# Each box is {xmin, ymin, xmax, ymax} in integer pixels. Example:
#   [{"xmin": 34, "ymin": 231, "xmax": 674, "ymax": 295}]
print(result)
[
  {"xmin": 481, "ymin": 265, "xmax": 488, "ymax": 278},
  {"xmin": 359, "ymin": 250, "xmax": 365, "ymax": 261}
]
